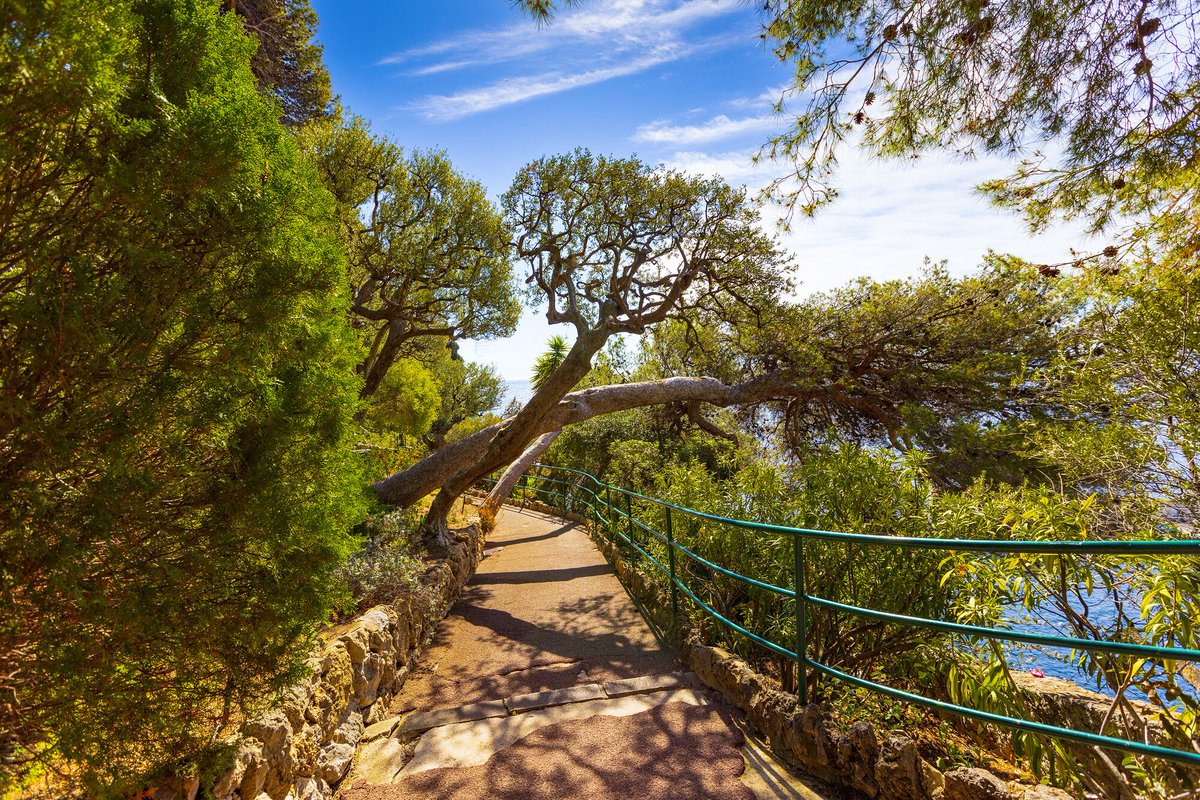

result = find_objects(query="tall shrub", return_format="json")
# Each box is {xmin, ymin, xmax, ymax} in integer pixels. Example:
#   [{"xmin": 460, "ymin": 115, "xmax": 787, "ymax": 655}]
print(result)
[{"xmin": 0, "ymin": 0, "xmax": 365, "ymax": 789}]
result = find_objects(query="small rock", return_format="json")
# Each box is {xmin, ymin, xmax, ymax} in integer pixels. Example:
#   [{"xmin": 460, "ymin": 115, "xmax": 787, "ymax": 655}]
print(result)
[
  {"xmin": 1023, "ymin": 785, "xmax": 1075, "ymax": 800},
  {"xmin": 352, "ymin": 736, "xmax": 409, "ymax": 784},
  {"xmin": 364, "ymin": 699, "xmax": 390, "ymax": 725},
  {"xmin": 353, "ymin": 652, "xmax": 384, "ymax": 706},
  {"xmin": 849, "ymin": 721, "xmax": 879, "ymax": 763},
  {"xmin": 235, "ymin": 745, "xmax": 268, "ymax": 800},
  {"xmin": 296, "ymin": 721, "xmax": 329, "ymax": 767},
  {"xmin": 293, "ymin": 777, "xmax": 330, "ymax": 800},
  {"xmin": 315, "ymin": 743, "xmax": 355, "ymax": 785},
  {"xmin": 875, "ymin": 734, "xmax": 924, "ymax": 800},
  {"xmin": 332, "ymin": 709, "xmax": 364, "ymax": 745},
  {"xmin": 921, "ymin": 759, "xmax": 946, "ymax": 800},
  {"xmin": 360, "ymin": 714, "xmax": 401, "ymax": 742},
  {"xmin": 944, "ymin": 767, "xmax": 1013, "ymax": 800}
]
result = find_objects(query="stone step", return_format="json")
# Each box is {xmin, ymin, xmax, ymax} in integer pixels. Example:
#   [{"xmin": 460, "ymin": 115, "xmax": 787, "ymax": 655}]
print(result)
[
  {"xmin": 380, "ymin": 671, "xmax": 697, "ymax": 737},
  {"xmin": 374, "ymin": 686, "xmax": 711, "ymax": 781}
]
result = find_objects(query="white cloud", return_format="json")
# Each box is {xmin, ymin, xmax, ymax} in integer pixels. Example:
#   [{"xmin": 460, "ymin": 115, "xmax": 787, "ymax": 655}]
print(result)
[
  {"xmin": 392, "ymin": 0, "xmax": 745, "ymax": 120},
  {"xmin": 633, "ymin": 113, "xmax": 779, "ymax": 146},
  {"xmin": 638, "ymin": 78, "xmax": 1092, "ymax": 298},
  {"xmin": 664, "ymin": 148, "xmax": 768, "ymax": 184},
  {"xmin": 409, "ymin": 46, "xmax": 690, "ymax": 122},
  {"xmin": 775, "ymin": 151, "xmax": 1092, "ymax": 295},
  {"xmin": 662, "ymin": 144, "xmax": 1093, "ymax": 297}
]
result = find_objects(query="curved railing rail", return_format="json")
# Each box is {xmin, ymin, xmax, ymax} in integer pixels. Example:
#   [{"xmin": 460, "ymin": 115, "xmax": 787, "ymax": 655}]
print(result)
[{"xmin": 480, "ymin": 462, "xmax": 1200, "ymax": 770}]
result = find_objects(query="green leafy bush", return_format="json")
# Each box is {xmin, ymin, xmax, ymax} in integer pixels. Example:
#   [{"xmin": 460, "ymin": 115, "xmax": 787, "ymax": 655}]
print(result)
[{"xmin": 334, "ymin": 508, "xmax": 427, "ymax": 617}]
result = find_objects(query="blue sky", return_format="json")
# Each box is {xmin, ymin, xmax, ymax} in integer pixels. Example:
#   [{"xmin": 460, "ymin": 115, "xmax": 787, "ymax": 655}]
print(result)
[{"xmin": 312, "ymin": 0, "xmax": 1090, "ymax": 380}]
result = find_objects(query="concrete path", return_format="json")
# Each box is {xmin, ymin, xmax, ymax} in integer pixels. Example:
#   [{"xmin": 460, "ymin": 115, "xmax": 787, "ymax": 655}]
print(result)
[
  {"xmin": 345, "ymin": 505, "xmax": 828, "ymax": 799},
  {"xmin": 391, "ymin": 506, "xmax": 678, "ymax": 713}
]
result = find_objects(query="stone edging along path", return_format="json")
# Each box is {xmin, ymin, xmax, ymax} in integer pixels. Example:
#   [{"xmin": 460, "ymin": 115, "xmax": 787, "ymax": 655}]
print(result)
[{"xmin": 151, "ymin": 522, "xmax": 487, "ymax": 800}]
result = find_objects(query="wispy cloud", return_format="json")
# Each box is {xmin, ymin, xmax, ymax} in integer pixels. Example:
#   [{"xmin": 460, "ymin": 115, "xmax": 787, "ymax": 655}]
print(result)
[
  {"xmin": 668, "ymin": 145, "xmax": 1090, "ymax": 296},
  {"xmin": 392, "ymin": 0, "xmax": 743, "ymax": 120},
  {"xmin": 665, "ymin": 148, "xmax": 768, "ymax": 185},
  {"xmin": 410, "ymin": 46, "xmax": 689, "ymax": 122},
  {"xmin": 634, "ymin": 113, "xmax": 779, "ymax": 146}
]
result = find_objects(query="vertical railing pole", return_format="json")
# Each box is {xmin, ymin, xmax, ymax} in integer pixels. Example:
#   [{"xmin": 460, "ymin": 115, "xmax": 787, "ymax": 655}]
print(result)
[
  {"xmin": 605, "ymin": 485, "xmax": 614, "ymax": 541},
  {"xmin": 625, "ymin": 492, "xmax": 634, "ymax": 545},
  {"xmin": 794, "ymin": 532, "xmax": 809, "ymax": 705},
  {"xmin": 590, "ymin": 483, "xmax": 598, "ymax": 534},
  {"xmin": 666, "ymin": 506, "xmax": 679, "ymax": 621}
]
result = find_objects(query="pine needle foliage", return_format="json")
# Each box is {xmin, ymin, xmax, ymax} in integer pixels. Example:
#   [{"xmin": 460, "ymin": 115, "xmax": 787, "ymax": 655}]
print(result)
[{"xmin": 0, "ymin": 0, "xmax": 366, "ymax": 790}]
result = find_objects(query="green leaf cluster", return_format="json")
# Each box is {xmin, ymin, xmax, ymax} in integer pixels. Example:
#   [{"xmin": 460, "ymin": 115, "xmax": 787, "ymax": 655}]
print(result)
[
  {"xmin": 300, "ymin": 116, "xmax": 519, "ymax": 398},
  {"xmin": 0, "ymin": 0, "xmax": 365, "ymax": 789}
]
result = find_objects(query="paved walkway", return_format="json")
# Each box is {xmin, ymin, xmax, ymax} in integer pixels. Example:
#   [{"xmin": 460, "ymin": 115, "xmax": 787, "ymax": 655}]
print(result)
[
  {"xmin": 343, "ymin": 505, "xmax": 825, "ymax": 799},
  {"xmin": 392, "ymin": 505, "xmax": 678, "ymax": 712}
]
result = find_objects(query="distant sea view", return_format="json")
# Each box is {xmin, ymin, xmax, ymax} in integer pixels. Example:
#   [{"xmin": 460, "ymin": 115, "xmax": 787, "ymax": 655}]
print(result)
[{"xmin": 496, "ymin": 378, "xmax": 534, "ymax": 414}]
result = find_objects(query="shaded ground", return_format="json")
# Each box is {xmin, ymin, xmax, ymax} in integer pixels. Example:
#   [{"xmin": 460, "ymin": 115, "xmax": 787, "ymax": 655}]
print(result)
[
  {"xmin": 354, "ymin": 504, "xmax": 833, "ymax": 799},
  {"xmin": 391, "ymin": 506, "xmax": 679, "ymax": 713},
  {"xmin": 346, "ymin": 701, "xmax": 755, "ymax": 800}
]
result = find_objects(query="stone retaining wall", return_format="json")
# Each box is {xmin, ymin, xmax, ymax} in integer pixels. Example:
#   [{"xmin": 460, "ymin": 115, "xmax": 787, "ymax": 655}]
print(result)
[{"xmin": 153, "ymin": 523, "xmax": 485, "ymax": 800}]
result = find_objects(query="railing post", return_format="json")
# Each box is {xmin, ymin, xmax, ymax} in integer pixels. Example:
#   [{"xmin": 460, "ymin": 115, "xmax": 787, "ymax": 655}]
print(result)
[
  {"xmin": 794, "ymin": 532, "xmax": 809, "ymax": 705},
  {"xmin": 666, "ymin": 506, "xmax": 679, "ymax": 621},
  {"xmin": 624, "ymin": 492, "xmax": 634, "ymax": 544},
  {"xmin": 605, "ymin": 485, "xmax": 614, "ymax": 540},
  {"xmin": 589, "ymin": 485, "xmax": 597, "ymax": 533}
]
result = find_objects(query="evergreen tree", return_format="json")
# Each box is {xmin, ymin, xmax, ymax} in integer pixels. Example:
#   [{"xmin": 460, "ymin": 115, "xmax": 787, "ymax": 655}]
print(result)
[
  {"xmin": 299, "ymin": 117, "xmax": 520, "ymax": 398},
  {"xmin": 224, "ymin": 0, "xmax": 333, "ymax": 127},
  {"xmin": 0, "ymin": 0, "xmax": 365, "ymax": 788}
]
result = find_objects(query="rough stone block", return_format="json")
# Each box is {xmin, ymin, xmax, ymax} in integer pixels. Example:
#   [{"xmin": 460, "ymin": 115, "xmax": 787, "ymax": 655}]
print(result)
[
  {"xmin": 315, "ymin": 742, "xmax": 355, "ymax": 785},
  {"xmin": 361, "ymin": 714, "xmax": 401, "ymax": 742},
  {"xmin": 279, "ymin": 679, "xmax": 314, "ymax": 733},
  {"xmin": 353, "ymin": 652, "xmax": 384, "ymax": 706},
  {"xmin": 352, "ymin": 735, "xmax": 409, "ymax": 784},
  {"xmin": 339, "ymin": 627, "xmax": 370, "ymax": 666},
  {"xmin": 235, "ymin": 744, "xmax": 268, "ymax": 800},
  {"xmin": 305, "ymin": 648, "xmax": 354, "ymax": 737},
  {"xmin": 293, "ymin": 776, "xmax": 330, "ymax": 800},
  {"xmin": 505, "ymin": 683, "xmax": 607, "ymax": 713},
  {"xmin": 921, "ymin": 759, "xmax": 946, "ymax": 800},
  {"xmin": 944, "ymin": 767, "xmax": 1013, "ymax": 800},
  {"xmin": 603, "ymin": 672, "xmax": 695, "ymax": 697},
  {"xmin": 365, "ymin": 700, "xmax": 390, "ymax": 725},
  {"xmin": 875, "ymin": 734, "xmax": 927, "ymax": 800},
  {"xmin": 332, "ymin": 709, "xmax": 364, "ymax": 745},
  {"xmin": 243, "ymin": 711, "xmax": 295, "ymax": 799},
  {"xmin": 400, "ymin": 700, "xmax": 510, "ymax": 733},
  {"xmin": 1023, "ymin": 786, "xmax": 1074, "ymax": 800},
  {"xmin": 289, "ymin": 723, "xmax": 324, "ymax": 776}
]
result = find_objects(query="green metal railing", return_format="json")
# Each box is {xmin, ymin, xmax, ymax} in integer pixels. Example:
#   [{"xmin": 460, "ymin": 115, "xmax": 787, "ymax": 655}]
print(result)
[{"xmin": 482, "ymin": 462, "xmax": 1200, "ymax": 770}]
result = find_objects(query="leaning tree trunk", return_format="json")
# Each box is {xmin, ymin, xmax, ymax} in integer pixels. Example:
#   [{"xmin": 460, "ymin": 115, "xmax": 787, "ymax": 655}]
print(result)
[
  {"xmin": 417, "ymin": 328, "xmax": 609, "ymax": 542},
  {"xmin": 371, "ymin": 372, "xmax": 803, "ymax": 543},
  {"xmin": 478, "ymin": 430, "xmax": 560, "ymax": 527}
]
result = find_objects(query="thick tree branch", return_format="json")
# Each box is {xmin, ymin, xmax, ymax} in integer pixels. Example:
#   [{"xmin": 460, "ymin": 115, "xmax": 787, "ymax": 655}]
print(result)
[
  {"xmin": 371, "ymin": 373, "xmax": 809, "ymax": 508},
  {"xmin": 479, "ymin": 429, "xmax": 562, "ymax": 523},
  {"xmin": 687, "ymin": 400, "xmax": 738, "ymax": 443}
]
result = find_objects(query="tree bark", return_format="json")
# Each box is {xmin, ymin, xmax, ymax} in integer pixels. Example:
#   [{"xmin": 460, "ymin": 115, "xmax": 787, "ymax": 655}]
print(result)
[
  {"xmin": 479, "ymin": 430, "xmax": 561, "ymax": 526},
  {"xmin": 371, "ymin": 373, "xmax": 806, "ymax": 514},
  {"xmin": 359, "ymin": 320, "xmax": 407, "ymax": 398},
  {"xmin": 416, "ymin": 328, "xmax": 608, "ymax": 539}
]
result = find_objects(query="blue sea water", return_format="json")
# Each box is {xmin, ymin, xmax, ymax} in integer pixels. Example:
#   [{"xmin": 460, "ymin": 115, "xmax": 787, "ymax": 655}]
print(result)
[
  {"xmin": 1001, "ymin": 585, "xmax": 1197, "ymax": 701},
  {"xmin": 495, "ymin": 378, "xmax": 534, "ymax": 414}
]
